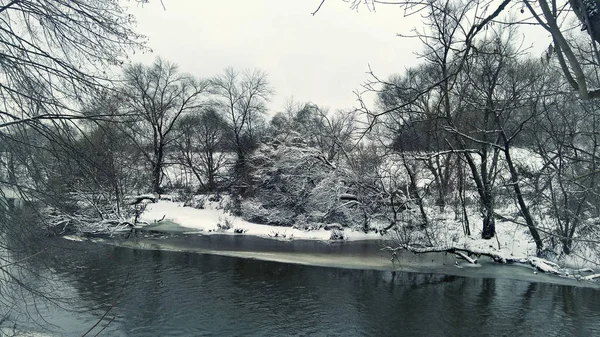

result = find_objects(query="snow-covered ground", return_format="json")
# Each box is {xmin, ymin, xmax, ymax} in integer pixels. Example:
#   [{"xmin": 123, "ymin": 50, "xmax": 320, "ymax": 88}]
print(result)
[
  {"xmin": 139, "ymin": 197, "xmax": 535, "ymax": 257},
  {"xmin": 140, "ymin": 198, "xmax": 383, "ymax": 241}
]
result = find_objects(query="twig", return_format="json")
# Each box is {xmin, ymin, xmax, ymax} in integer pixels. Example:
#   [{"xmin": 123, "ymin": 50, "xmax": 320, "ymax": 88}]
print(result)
[
  {"xmin": 0, "ymin": 249, "xmax": 45, "ymax": 269},
  {"xmin": 93, "ymin": 316, "xmax": 116, "ymax": 337},
  {"xmin": 312, "ymin": 0, "xmax": 326, "ymax": 15},
  {"xmin": 81, "ymin": 273, "xmax": 129, "ymax": 337}
]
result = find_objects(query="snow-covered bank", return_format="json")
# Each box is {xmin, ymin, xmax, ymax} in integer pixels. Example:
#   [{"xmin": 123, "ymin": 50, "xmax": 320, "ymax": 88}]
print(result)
[
  {"xmin": 138, "ymin": 198, "xmax": 600, "ymax": 270},
  {"xmin": 99, "ymin": 192, "xmax": 595, "ymax": 285},
  {"xmin": 139, "ymin": 199, "xmax": 535, "ymax": 260},
  {"xmin": 140, "ymin": 200, "xmax": 384, "ymax": 241}
]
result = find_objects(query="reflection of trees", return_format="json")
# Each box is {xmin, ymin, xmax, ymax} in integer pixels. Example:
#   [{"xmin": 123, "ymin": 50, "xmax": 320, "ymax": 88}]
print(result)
[
  {"xmin": 515, "ymin": 282, "xmax": 538, "ymax": 327},
  {"xmin": 475, "ymin": 278, "xmax": 496, "ymax": 326}
]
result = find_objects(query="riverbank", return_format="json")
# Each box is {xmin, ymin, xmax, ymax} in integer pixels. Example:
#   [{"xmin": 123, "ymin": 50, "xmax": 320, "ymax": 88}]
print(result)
[
  {"xmin": 139, "ymin": 199, "xmax": 385, "ymax": 241},
  {"xmin": 138, "ymin": 200, "xmax": 590, "ymax": 266},
  {"xmin": 59, "ymin": 197, "xmax": 600, "ymax": 287}
]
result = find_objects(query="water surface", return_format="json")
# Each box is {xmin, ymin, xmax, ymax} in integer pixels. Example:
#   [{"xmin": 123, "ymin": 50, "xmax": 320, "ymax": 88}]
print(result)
[{"xmin": 3, "ymin": 237, "xmax": 600, "ymax": 336}]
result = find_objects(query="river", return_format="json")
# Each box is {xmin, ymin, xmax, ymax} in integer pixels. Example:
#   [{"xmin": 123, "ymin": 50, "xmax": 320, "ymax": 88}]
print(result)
[{"xmin": 2, "ymin": 235, "xmax": 600, "ymax": 336}]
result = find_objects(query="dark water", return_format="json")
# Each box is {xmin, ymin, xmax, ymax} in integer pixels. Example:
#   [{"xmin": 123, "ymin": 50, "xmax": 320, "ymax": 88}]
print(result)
[{"xmin": 4, "ymin": 238, "xmax": 600, "ymax": 337}]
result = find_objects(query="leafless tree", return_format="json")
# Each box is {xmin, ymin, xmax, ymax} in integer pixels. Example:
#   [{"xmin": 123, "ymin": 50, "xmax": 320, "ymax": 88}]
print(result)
[
  {"xmin": 210, "ymin": 68, "xmax": 273, "ymax": 160},
  {"xmin": 369, "ymin": 2, "xmax": 547, "ymax": 247},
  {"xmin": 120, "ymin": 58, "xmax": 209, "ymax": 194},
  {"xmin": 0, "ymin": 0, "xmax": 150, "ymax": 328},
  {"xmin": 0, "ymin": 0, "xmax": 147, "ymax": 228},
  {"xmin": 76, "ymin": 92, "xmax": 149, "ymax": 217},
  {"xmin": 210, "ymin": 68, "xmax": 273, "ymax": 163},
  {"xmin": 209, "ymin": 68, "xmax": 272, "ymax": 195},
  {"xmin": 529, "ymin": 88, "xmax": 600, "ymax": 255},
  {"xmin": 271, "ymin": 101, "xmax": 358, "ymax": 163},
  {"xmin": 176, "ymin": 108, "xmax": 230, "ymax": 192},
  {"xmin": 372, "ymin": 0, "xmax": 469, "ymax": 232}
]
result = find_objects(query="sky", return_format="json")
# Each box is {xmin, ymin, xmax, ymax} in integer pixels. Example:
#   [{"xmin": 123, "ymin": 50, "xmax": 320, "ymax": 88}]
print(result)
[{"xmin": 125, "ymin": 0, "xmax": 550, "ymax": 115}]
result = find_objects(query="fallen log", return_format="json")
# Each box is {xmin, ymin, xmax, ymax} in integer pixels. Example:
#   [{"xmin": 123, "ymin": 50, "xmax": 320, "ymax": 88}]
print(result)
[
  {"xmin": 529, "ymin": 258, "xmax": 560, "ymax": 274},
  {"xmin": 384, "ymin": 245, "xmax": 512, "ymax": 264},
  {"xmin": 455, "ymin": 251, "xmax": 477, "ymax": 264},
  {"xmin": 581, "ymin": 273, "xmax": 600, "ymax": 281},
  {"xmin": 382, "ymin": 244, "xmax": 575, "ymax": 277}
]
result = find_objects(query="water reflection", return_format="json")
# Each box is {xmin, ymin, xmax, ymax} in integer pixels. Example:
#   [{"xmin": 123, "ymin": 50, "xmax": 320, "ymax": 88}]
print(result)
[{"xmin": 5, "ymin": 239, "xmax": 600, "ymax": 336}]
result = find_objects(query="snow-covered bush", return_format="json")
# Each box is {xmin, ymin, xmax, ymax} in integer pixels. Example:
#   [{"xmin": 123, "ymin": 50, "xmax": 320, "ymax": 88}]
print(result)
[{"xmin": 242, "ymin": 134, "xmax": 364, "ymax": 228}]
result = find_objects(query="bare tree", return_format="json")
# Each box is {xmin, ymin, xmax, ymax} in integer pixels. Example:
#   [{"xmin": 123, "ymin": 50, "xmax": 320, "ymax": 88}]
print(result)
[
  {"xmin": 120, "ymin": 58, "xmax": 209, "ymax": 194},
  {"xmin": 76, "ymin": 92, "xmax": 149, "ymax": 217},
  {"xmin": 0, "ymin": 0, "xmax": 146, "ymax": 322},
  {"xmin": 530, "ymin": 89, "xmax": 600, "ymax": 255},
  {"xmin": 372, "ymin": 0, "xmax": 468, "ymax": 232},
  {"xmin": 271, "ymin": 101, "xmax": 358, "ymax": 163},
  {"xmin": 210, "ymin": 68, "xmax": 273, "ymax": 164},
  {"xmin": 370, "ymin": 2, "xmax": 547, "ymax": 247},
  {"xmin": 176, "ymin": 108, "xmax": 230, "ymax": 192},
  {"xmin": 311, "ymin": 108, "xmax": 359, "ymax": 162}
]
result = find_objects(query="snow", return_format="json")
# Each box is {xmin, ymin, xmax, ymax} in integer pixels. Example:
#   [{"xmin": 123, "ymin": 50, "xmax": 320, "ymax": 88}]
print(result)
[
  {"xmin": 118, "ymin": 193, "xmax": 600, "ymax": 283},
  {"xmin": 460, "ymin": 220, "xmax": 537, "ymax": 260},
  {"xmin": 136, "ymin": 197, "xmax": 564, "ymax": 266},
  {"xmin": 581, "ymin": 273, "xmax": 600, "ymax": 281},
  {"xmin": 388, "ymin": 205, "xmax": 540, "ymax": 261},
  {"xmin": 137, "ymin": 198, "xmax": 558, "ymax": 267},
  {"xmin": 529, "ymin": 257, "xmax": 561, "ymax": 274},
  {"xmin": 62, "ymin": 235, "xmax": 87, "ymax": 242},
  {"xmin": 136, "ymin": 143, "xmax": 600, "ymax": 275},
  {"xmin": 140, "ymin": 200, "xmax": 384, "ymax": 241}
]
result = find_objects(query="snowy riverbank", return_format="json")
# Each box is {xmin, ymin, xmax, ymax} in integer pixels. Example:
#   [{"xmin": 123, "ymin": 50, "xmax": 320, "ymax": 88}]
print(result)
[
  {"xmin": 132, "ymin": 197, "xmax": 600, "ymax": 277},
  {"xmin": 139, "ymin": 198, "xmax": 538, "ymax": 258},
  {"xmin": 140, "ymin": 199, "xmax": 384, "ymax": 241}
]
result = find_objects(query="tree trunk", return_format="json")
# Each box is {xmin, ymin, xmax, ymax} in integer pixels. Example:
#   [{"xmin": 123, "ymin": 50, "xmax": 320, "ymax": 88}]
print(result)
[
  {"xmin": 570, "ymin": 0, "xmax": 600, "ymax": 45},
  {"xmin": 457, "ymin": 162, "xmax": 471, "ymax": 236},
  {"xmin": 481, "ymin": 206, "xmax": 495, "ymax": 239},
  {"xmin": 206, "ymin": 149, "xmax": 215, "ymax": 192},
  {"xmin": 402, "ymin": 155, "xmax": 429, "ymax": 228},
  {"xmin": 152, "ymin": 146, "xmax": 164, "ymax": 194},
  {"xmin": 562, "ymin": 237, "xmax": 572, "ymax": 255},
  {"xmin": 504, "ymin": 146, "xmax": 544, "ymax": 253},
  {"xmin": 463, "ymin": 152, "xmax": 496, "ymax": 240}
]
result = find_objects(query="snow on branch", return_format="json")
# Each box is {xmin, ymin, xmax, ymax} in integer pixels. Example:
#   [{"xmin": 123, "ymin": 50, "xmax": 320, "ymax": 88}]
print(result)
[
  {"xmin": 384, "ymin": 244, "xmax": 511, "ymax": 263},
  {"xmin": 383, "ymin": 244, "xmax": 600, "ymax": 282}
]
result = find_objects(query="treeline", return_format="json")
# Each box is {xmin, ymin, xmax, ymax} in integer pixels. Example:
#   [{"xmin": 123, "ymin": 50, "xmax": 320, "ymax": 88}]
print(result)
[{"xmin": 3, "ymin": 3, "xmax": 600, "ymax": 260}]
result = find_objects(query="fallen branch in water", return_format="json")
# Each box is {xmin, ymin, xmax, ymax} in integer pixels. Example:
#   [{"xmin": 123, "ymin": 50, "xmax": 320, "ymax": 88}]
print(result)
[
  {"xmin": 382, "ymin": 244, "xmax": 600, "ymax": 281},
  {"xmin": 581, "ymin": 273, "xmax": 600, "ymax": 281},
  {"xmin": 383, "ymin": 245, "xmax": 515, "ymax": 264},
  {"xmin": 455, "ymin": 251, "xmax": 477, "ymax": 264},
  {"xmin": 529, "ymin": 257, "xmax": 560, "ymax": 274}
]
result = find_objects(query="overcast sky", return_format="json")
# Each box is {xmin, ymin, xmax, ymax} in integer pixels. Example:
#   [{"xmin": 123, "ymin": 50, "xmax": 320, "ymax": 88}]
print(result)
[{"xmin": 126, "ymin": 1, "xmax": 550, "ymax": 115}]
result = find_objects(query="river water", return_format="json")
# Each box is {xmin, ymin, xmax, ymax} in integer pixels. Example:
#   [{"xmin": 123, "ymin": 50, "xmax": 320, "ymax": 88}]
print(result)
[{"xmin": 3, "ymin": 235, "xmax": 600, "ymax": 336}]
